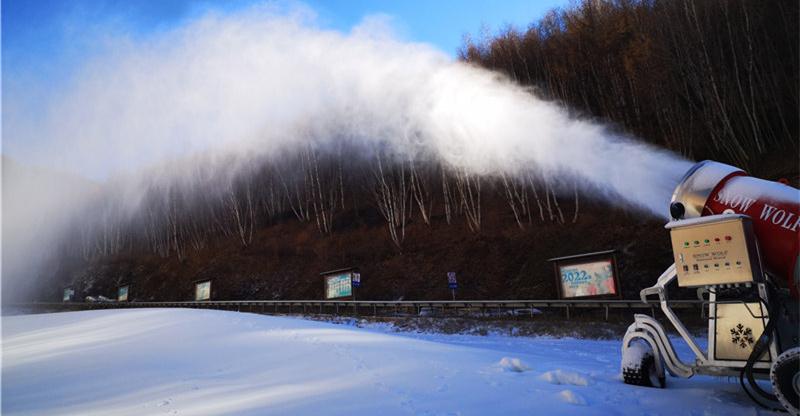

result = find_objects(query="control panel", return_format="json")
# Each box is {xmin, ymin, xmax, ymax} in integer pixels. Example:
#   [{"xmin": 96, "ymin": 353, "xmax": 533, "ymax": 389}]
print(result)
[{"xmin": 667, "ymin": 215, "xmax": 762, "ymax": 287}]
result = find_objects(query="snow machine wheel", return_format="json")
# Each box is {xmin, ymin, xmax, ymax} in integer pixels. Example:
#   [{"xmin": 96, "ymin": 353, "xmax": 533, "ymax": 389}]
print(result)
[
  {"xmin": 622, "ymin": 342, "xmax": 665, "ymax": 388},
  {"xmin": 771, "ymin": 347, "xmax": 800, "ymax": 414}
]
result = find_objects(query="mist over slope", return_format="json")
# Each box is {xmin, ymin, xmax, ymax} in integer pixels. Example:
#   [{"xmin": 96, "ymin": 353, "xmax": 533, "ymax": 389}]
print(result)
[
  {"xmin": 1, "ymin": 157, "xmax": 99, "ymax": 301},
  {"xmin": 3, "ymin": 4, "xmax": 695, "ymax": 302},
  {"xmin": 9, "ymin": 5, "xmax": 691, "ymax": 207}
]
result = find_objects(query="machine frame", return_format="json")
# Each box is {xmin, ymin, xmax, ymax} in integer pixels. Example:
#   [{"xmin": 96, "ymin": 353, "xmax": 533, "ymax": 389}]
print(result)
[{"xmin": 622, "ymin": 264, "xmax": 780, "ymax": 382}]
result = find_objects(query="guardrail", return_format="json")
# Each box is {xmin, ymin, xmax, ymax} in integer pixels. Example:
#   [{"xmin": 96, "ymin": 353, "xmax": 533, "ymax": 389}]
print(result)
[{"xmin": 5, "ymin": 299, "xmax": 704, "ymax": 320}]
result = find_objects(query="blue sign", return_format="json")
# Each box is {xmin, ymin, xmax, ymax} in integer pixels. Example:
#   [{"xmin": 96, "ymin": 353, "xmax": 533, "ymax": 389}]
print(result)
[
  {"xmin": 352, "ymin": 272, "xmax": 361, "ymax": 288},
  {"xmin": 447, "ymin": 272, "xmax": 457, "ymax": 289}
]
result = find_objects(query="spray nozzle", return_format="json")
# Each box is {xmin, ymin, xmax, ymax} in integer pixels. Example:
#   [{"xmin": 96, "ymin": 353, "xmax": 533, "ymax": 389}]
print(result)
[{"xmin": 670, "ymin": 202, "xmax": 685, "ymax": 220}]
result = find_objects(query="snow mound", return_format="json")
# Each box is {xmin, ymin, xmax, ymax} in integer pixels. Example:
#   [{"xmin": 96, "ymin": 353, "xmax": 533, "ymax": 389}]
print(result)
[
  {"xmin": 622, "ymin": 341, "xmax": 653, "ymax": 370},
  {"xmin": 497, "ymin": 357, "xmax": 530, "ymax": 373},
  {"xmin": 539, "ymin": 369, "xmax": 590, "ymax": 386},
  {"xmin": 558, "ymin": 389, "xmax": 587, "ymax": 406}
]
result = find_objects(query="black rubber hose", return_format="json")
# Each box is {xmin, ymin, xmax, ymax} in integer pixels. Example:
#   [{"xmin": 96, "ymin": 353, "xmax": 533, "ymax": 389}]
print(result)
[{"xmin": 739, "ymin": 281, "xmax": 784, "ymax": 411}]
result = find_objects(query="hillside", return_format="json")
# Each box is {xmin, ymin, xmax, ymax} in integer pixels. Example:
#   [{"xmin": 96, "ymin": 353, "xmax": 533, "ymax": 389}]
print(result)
[{"xmin": 54, "ymin": 197, "xmax": 673, "ymax": 302}]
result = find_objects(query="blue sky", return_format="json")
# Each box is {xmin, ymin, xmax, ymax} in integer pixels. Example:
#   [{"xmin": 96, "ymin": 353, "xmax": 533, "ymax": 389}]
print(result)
[{"xmin": 3, "ymin": 0, "xmax": 566, "ymax": 89}]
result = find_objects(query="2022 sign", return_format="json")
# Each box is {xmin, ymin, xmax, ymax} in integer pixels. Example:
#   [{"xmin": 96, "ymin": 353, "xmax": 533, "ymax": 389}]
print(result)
[{"xmin": 549, "ymin": 251, "xmax": 621, "ymax": 300}]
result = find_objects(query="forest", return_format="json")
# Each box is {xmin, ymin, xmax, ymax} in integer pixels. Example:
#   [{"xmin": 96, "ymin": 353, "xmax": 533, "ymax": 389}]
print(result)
[
  {"xmin": 44, "ymin": 0, "xmax": 798, "ymax": 302},
  {"xmin": 459, "ymin": 0, "xmax": 798, "ymax": 174}
]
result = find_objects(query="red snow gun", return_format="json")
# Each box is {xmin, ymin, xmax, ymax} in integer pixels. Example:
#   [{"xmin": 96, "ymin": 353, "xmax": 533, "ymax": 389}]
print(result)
[{"xmin": 622, "ymin": 160, "xmax": 799, "ymax": 413}]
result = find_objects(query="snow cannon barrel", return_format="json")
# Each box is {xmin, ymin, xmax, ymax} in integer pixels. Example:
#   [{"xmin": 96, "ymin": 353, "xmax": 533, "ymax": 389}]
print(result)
[{"xmin": 669, "ymin": 160, "xmax": 800, "ymax": 293}]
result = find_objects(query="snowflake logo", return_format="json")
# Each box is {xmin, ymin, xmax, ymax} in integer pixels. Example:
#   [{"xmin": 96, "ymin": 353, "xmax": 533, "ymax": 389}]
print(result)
[{"xmin": 730, "ymin": 323, "xmax": 754, "ymax": 349}]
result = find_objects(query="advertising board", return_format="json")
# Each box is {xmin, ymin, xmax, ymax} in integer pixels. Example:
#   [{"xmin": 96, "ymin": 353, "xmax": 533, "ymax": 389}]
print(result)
[
  {"xmin": 549, "ymin": 250, "xmax": 620, "ymax": 299},
  {"xmin": 195, "ymin": 280, "xmax": 211, "ymax": 301},
  {"xmin": 118, "ymin": 285, "xmax": 129, "ymax": 302},
  {"xmin": 325, "ymin": 273, "xmax": 353, "ymax": 299}
]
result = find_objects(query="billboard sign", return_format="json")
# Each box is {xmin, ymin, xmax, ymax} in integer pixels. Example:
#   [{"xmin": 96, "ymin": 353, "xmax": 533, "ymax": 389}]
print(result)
[
  {"xmin": 195, "ymin": 280, "xmax": 211, "ymax": 301},
  {"xmin": 352, "ymin": 272, "xmax": 361, "ymax": 288},
  {"xmin": 549, "ymin": 251, "xmax": 620, "ymax": 299},
  {"xmin": 325, "ymin": 273, "xmax": 353, "ymax": 299},
  {"xmin": 118, "ymin": 285, "xmax": 129, "ymax": 302}
]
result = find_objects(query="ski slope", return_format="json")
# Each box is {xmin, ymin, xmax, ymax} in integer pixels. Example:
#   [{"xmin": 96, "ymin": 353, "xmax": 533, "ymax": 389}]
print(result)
[{"xmin": 2, "ymin": 309, "xmax": 774, "ymax": 415}]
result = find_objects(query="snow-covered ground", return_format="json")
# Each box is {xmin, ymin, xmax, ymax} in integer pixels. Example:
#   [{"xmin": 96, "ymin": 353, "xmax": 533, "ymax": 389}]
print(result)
[{"xmin": 2, "ymin": 309, "xmax": 775, "ymax": 415}]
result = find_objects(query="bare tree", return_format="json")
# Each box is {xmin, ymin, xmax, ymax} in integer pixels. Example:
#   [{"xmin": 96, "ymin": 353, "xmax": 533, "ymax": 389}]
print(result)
[
  {"xmin": 371, "ymin": 154, "xmax": 409, "ymax": 250},
  {"xmin": 441, "ymin": 168, "xmax": 454, "ymax": 225},
  {"xmin": 409, "ymin": 160, "xmax": 433, "ymax": 225},
  {"xmin": 454, "ymin": 168, "xmax": 481, "ymax": 232},
  {"xmin": 501, "ymin": 172, "xmax": 531, "ymax": 230},
  {"xmin": 225, "ymin": 178, "xmax": 256, "ymax": 247}
]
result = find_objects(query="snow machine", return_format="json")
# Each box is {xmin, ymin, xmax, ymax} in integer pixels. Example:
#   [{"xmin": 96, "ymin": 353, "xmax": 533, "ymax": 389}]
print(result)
[{"xmin": 621, "ymin": 160, "xmax": 800, "ymax": 413}]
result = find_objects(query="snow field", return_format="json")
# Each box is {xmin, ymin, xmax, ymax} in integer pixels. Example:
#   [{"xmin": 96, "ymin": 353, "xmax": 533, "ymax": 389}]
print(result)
[{"xmin": 2, "ymin": 309, "xmax": 776, "ymax": 415}]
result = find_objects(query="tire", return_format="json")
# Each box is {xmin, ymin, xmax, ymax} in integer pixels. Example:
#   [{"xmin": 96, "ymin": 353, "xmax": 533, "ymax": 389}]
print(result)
[
  {"xmin": 622, "ymin": 342, "xmax": 665, "ymax": 388},
  {"xmin": 771, "ymin": 347, "xmax": 799, "ymax": 414}
]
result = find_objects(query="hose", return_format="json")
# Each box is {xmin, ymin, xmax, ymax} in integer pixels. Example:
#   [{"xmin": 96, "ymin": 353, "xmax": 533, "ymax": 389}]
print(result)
[{"xmin": 738, "ymin": 279, "xmax": 785, "ymax": 412}]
